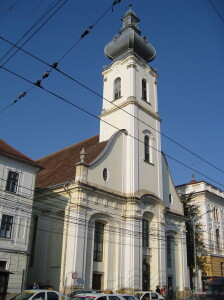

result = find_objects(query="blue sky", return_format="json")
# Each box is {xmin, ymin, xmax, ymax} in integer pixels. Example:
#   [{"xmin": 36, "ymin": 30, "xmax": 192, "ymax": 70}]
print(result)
[{"xmin": 0, "ymin": 0, "xmax": 223, "ymax": 189}]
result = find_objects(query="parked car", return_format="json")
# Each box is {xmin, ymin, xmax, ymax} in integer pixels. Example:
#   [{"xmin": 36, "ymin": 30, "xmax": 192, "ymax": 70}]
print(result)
[
  {"xmin": 67, "ymin": 290, "xmax": 102, "ymax": 298},
  {"xmin": 70, "ymin": 293, "xmax": 138, "ymax": 300},
  {"xmin": 187, "ymin": 296, "xmax": 206, "ymax": 300},
  {"xmin": 133, "ymin": 291, "xmax": 164, "ymax": 300},
  {"xmin": 11, "ymin": 290, "xmax": 65, "ymax": 300}
]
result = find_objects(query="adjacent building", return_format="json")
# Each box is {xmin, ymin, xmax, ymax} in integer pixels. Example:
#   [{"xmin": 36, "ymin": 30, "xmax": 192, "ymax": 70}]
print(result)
[
  {"xmin": 28, "ymin": 7, "xmax": 190, "ymax": 298},
  {"xmin": 0, "ymin": 139, "xmax": 40, "ymax": 295},
  {"xmin": 176, "ymin": 180, "xmax": 224, "ymax": 289}
]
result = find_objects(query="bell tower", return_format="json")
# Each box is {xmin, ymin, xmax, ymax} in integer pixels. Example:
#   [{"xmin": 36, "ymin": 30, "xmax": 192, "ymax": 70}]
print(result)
[
  {"xmin": 99, "ymin": 6, "xmax": 162, "ymax": 197},
  {"xmin": 100, "ymin": 6, "xmax": 159, "ymax": 141}
]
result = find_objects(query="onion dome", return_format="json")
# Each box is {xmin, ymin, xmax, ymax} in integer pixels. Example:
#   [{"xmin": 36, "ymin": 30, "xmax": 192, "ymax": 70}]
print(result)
[{"xmin": 104, "ymin": 5, "xmax": 156, "ymax": 63}]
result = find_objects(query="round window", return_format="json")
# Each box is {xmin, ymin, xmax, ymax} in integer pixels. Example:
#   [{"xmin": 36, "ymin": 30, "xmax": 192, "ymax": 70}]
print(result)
[{"xmin": 103, "ymin": 168, "xmax": 109, "ymax": 182}]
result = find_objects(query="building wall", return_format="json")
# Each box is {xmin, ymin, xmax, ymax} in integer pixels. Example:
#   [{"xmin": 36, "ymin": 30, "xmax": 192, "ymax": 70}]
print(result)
[
  {"xmin": 205, "ymin": 256, "xmax": 224, "ymax": 277},
  {"xmin": 176, "ymin": 181, "xmax": 224, "ymax": 288},
  {"xmin": 0, "ymin": 154, "xmax": 37, "ymax": 293},
  {"xmin": 28, "ymin": 134, "xmax": 189, "ymax": 297}
]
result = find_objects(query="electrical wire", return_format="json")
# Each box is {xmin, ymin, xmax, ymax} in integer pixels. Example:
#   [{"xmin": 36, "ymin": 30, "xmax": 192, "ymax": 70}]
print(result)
[
  {"xmin": 0, "ymin": 0, "xmax": 20, "ymax": 22},
  {"xmin": 1, "ymin": 64, "xmax": 224, "ymax": 189},
  {"xmin": 57, "ymin": 0, "xmax": 122, "ymax": 64},
  {"xmin": 209, "ymin": 0, "xmax": 224, "ymax": 24},
  {"xmin": 0, "ymin": 178, "xmax": 217, "ymax": 253},
  {"xmin": 0, "ymin": 0, "xmax": 70, "ymax": 66},
  {"xmin": 0, "ymin": 178, "xmax": 188, "ymax": 231},
  {"xmin": 1, "ymin": 35, "xmax": 223, "ymax": 178},
  {"xmin": 11, "ymin": 0, "xmax": 45, "ymax": 19},
  {"xmin": 0, "ymin": 191, "xmax": 216, "ymax": 252}
]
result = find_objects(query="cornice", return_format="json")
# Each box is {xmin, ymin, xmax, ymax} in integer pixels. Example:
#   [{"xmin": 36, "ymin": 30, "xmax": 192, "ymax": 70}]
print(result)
[
  {"xmin": 165, "ymin": 208, "xmax": 187, "ymax": 221},
  {"xmin": 74, "ymin": 181, "xmax": 163, "ymax": 205},
  {"xmin": 100, "ymin": 96, "xmax": 161, "ymax": 121}
]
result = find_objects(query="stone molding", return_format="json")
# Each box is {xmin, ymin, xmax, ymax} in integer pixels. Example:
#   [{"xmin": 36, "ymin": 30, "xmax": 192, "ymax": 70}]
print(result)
[{"xmin": 99, "ymin": 96, "xmax": 161, "ymax": 121}]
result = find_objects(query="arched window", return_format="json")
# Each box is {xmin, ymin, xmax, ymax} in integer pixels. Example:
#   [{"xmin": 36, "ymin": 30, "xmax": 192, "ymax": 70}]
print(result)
[
  {"xmin": 142, "ymin": 79, "xmax": 147, "ymax": 101},
  {"xmin": 144, "ymin": 135, "xmax": 150, "ymax": 163},
  {"xmin": 94, "ymin": 221, "xmax": 104, "ymax": 262},
  {"xmin": 114, "ymin": 77, "xmax": 121, "ymax": 100},
  {"xmin": 142, "ymin": 219, "xmax": 149, "ymax": 247}
]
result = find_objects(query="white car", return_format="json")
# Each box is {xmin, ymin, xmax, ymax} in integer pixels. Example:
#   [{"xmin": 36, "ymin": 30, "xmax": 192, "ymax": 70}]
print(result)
[
  {"xmin": 70, "ymin": 293, "xmax": 138, "ymax": 300},
  {"xmin": 133, "ymin": 291, "xmax": 164, "ymax": 300},
  {"xmin": 12, "ymin": 290, "xmax": 66, "ymax": 300}
]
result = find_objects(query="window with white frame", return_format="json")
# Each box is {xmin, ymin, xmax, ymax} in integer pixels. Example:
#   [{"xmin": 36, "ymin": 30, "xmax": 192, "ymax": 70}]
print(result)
[
  {"xmin": 144, "ymin": 135, "xmax": 150, "ymax": 163},
  {"xmin": 94, "ymin": 221, "xmax": 105, "ymax": 262},
  {"xmin": 142, "ymin": 219, "xmax": 149, "ymax": 247},
  {"xmin": 0, "ymin": 214, "xmax": 13, "ymax": 239},
  {"xmin": 142, "ymin": 79, "xmax": 147, "ymax": 101},
  {"xmin": 114, "ymin": 77, "xmax": 121, "ymax": 100},
  {"xmin": 6, "ymin": 170, "xmax": 19, "ymax": 193}
]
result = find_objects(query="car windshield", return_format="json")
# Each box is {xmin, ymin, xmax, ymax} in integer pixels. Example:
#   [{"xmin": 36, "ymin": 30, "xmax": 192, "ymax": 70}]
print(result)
[{"xmin": 12, "ymin": 292, "xmax": 35, "ymax": 300}]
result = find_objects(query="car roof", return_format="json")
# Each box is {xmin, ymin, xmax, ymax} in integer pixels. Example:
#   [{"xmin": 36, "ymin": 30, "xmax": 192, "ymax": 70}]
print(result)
[
  {"xmin": 72, "ymin": 294, "xmax": 98, "ymax": 297},
  {"xmin": 133, "ymin": 292, "xmax": 154, "ymax": 294},
  {"xmin": 24, "ymin": 290, "xmax": 59, "ymax": 293},
  {"xmin": 72, "ymin": 294, "xmax": 137, "ymax": 298}
]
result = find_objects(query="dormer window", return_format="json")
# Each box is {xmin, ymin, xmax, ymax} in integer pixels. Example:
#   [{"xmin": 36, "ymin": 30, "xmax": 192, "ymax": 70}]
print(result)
[
  {"xmin": 142, "ymin": 79, "xmax": 147, "ymax": 101},
  {"xmin": 114, "ymin": 77, "xmax": 121, "ymax": 100}
]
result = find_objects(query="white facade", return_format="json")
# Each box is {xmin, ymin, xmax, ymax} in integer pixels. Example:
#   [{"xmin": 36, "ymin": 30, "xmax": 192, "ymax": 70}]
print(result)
[
  {"xmin": 176, "ymin": 181, "xmax": 224, "ymax": 256},
  {"xmin": 0, "ymin": 143, "xmax": 39, "ymax": 294},
  {"xmin": 28, "ymin": 8, "xmax": 189, "ymax": 298},
  {"xmin": 176, "ymin": 180, "xmax": 224, "ymax": 280}
]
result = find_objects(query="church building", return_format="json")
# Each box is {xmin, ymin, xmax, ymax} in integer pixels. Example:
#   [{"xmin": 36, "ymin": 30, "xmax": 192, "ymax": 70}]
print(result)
[{"xmin": 28, "ymin": 7, "xmax": 189, "ymax": 298}]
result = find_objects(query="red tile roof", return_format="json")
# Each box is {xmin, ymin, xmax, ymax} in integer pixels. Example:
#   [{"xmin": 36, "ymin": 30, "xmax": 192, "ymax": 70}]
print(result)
[
  {"xmin": 0, "ymin": 139, "xmax": 39, "ymax": 167},
  {"xmin": 35, "ymin": 135, "xmax": 107, "ymax": 189}
]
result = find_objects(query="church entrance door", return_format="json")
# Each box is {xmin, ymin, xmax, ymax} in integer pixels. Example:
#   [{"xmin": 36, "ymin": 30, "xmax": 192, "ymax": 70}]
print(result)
[{"xmin": 142, "ymin": 259, "xmax": 150, "ymax": 291}]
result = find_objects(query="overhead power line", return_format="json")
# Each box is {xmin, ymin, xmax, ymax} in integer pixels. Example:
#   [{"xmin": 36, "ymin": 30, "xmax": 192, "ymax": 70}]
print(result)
[
  {"xmin": 0, "ymin": 0, "xmax": 20, "ymax": 22},
  {"xmin": 1, "ymin": 64, "xmax": 223, "ymax": 189},
  {"xmin": 0, "ymin": 35, "xmax": 223, "ymax": 178},
  {"xmin": 0, "ymin": 0, "xmax": 70, "ymax": 66},
  {"xmin": 0, "ymin": 185, "xmax": 214, "ymax": 251},
  {"xmin": 209, "ymin": 0, "xmax": 224, "ymax": 24}
]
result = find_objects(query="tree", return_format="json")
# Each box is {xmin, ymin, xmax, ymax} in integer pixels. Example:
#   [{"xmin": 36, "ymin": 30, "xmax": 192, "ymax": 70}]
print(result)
[{"xmin": 181, "ymin": 193, "xmax": 207, "ymax": 290}]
